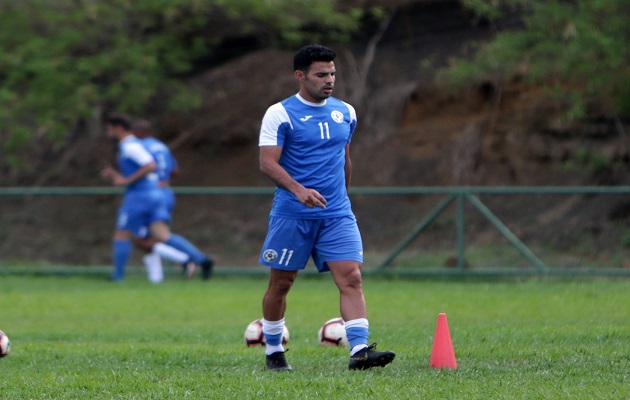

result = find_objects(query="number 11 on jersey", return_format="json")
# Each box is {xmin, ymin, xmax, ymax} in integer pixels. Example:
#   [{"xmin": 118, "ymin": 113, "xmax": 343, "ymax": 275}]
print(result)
[{"xmin": 318, "ymin": 122, "xmax": 330, "ymax": 139}]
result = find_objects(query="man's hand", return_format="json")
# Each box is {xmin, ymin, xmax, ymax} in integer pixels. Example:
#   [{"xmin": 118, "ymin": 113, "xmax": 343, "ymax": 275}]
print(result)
[
  {"xmin": 296, "ymin": 187, "xmax": 327, "ymax": 209},
  {"xmin": 100, "ymin": 166, "xmax": 127, "ymax": 186}
]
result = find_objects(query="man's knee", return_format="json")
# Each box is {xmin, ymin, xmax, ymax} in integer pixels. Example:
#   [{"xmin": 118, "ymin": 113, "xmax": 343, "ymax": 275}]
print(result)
[
  {"xmin": 331, "ymin": 262, "xmax": 363, "ymax": 290},
  {"xmin": 344, "ymin": 267, "xmax": 363, "ymax": 289},
  {"xmin": 134, "ymin": 237, "xmax": 154, "ymax": 252},
  {"xmin": 273, "ymin": 277, "xmax": 295, "ymax": 294},
  {"xmin": 268, "ymin": 271, "xmax": 297, "ymax": 295},
  {"xmin": 113, "ymin": 230, "xmax": 131, "ymax": 241},
  {"xmin": 150, "ymin": 221, "xmax": 170, "ymax": 242}
]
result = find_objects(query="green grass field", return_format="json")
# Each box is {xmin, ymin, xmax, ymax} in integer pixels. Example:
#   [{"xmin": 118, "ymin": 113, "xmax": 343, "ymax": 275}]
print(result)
[{"xmin": 0, "ymin": 275, "xmax": 628, "ymax": 399}]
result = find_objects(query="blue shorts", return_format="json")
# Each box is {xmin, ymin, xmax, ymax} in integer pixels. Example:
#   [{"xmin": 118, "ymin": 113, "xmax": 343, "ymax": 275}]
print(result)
[
  {"xmin": 162, "ymin": 187, "xmax": 176, "ymax": 215},
  {"xmin": 260, "ymin": 215, "xmax": 363, "ymax": 272},
  {"xmin": 116, "ymin": 189, "xmax": 170, "ymax": 237},
  {"xmin": 137, "ymin": 187, "xmax": 175, "ymax": 239}
]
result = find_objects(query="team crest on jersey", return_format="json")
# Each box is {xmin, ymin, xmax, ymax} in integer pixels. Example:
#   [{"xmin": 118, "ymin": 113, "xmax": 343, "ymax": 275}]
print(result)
[
  {"xmin": 263, "ymin": 249, "xmax": 278, "ymax": 263},
  {"xmin": 331, "ymin": 110, "xmax": 344, "ymax": 123}
]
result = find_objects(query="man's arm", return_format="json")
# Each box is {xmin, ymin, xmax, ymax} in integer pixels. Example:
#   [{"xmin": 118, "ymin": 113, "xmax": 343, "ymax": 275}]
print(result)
[
  {"xmin": 260, "ymin": 145, "xmax": 327, "ymax": 209},
  {"xmin": 122, "ymin": 162, "xmax": 157, "ymax": 186},
  {"xmin": 101, "ymin": 162, "xmax": 157, "ymax": 187}
]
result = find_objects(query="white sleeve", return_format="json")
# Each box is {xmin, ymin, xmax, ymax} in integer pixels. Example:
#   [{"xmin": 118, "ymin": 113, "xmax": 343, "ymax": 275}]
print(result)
[
  {"xmin": 123, "ymin": 142, "xmax": 154, "ymax": 166},
  {"xmin": 342, "ymin": 100, "xmax": 357, "ymax": 125},
  {"xmin": 259, "ymin": 103, "xmax": 291, "ymax": 146}
]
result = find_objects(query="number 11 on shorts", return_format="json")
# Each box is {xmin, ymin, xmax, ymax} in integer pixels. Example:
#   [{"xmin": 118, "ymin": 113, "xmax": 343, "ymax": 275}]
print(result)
[{"xmin": 279, "ymin": 249, "xmax": 294, "ymax": 266}]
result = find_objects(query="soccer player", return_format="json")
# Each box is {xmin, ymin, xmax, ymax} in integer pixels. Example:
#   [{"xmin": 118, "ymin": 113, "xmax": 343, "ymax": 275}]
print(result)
[
  {"xmin": 101, "ymin": 115, "xmax": 214, "ymax": 282},
  {"xmin": 258, "ymin": 45, "xmax": 395, "ymax": 371},
  {"xmin": 131, "ymin": 119, "xmax": 202, "ymax": 281}
]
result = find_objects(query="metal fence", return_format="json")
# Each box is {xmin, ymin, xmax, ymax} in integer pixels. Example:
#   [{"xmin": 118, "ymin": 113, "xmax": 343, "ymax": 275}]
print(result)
[{"xmin": 1, "ymin": 186, "xmax": 629, "ymax": 277}]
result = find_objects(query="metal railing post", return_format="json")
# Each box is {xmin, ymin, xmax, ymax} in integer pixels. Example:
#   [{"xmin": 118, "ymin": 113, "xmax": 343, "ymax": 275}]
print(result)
[
  {"xmin": 375, "ymin": 194, "xmax": 457, "ymax": 270},
  {"xmin": 456, "ymin": 192, "xmax": 466, "ymax": 271},
  {"xmin": 466, "ymin": 194, "xmax": 548, "ymax": 273}
]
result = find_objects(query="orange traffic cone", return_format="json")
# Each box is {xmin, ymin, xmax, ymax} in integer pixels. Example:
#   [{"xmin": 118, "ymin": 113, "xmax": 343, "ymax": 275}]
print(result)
[{"xmin": 429, "ymin": 313, "xmax": 457, "ymax": 369}]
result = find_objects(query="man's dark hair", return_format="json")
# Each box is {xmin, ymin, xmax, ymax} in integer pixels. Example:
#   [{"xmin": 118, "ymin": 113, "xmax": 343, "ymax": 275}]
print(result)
[
  {"xmin": 132, "ymin": 119, "xmax": 152, "ymax": 135},
  {"xmin": 107, "ymin": 115, "xmax": 131, "ymax": 131},
  {"xmin": 293, "ymin": 45, "xmax": 336, "ymax": 72}
]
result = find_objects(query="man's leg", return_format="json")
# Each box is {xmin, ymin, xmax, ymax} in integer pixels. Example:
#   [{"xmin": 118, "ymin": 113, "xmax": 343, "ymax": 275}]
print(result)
[
  {"xmin": 329, "ymin": 261, "xmax": 395, "ymax": 370},
  {"xmin": 143, "ymin": 252, "xmax": 164, "ymax": 283},
  {"xmin": 112, "ymin": 230, "xmax": 132, "ymax": 281},
  {"xmin": 152, "ymin": 242, "xmax": 189, "ymax": 264},
  {"xmin": 150, "ymin": 221, "xmax": 214, "ymax": 279},
  {"xmin": 329, "ymin": 261, "xmax": 368, "ymax": 351},
  {"xmin": 134, "ymin": 236, "xmax": 161, "ymax": 282},
  {"xmin": 262, "ymin": 268, "xmax": 297, "ymax": 371}
]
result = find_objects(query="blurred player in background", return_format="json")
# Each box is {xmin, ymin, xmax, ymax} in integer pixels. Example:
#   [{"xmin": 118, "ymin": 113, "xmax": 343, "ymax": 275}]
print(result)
[
  {"xmin": 101, "ymin": 115, "xmax": 214, "ymax": 282},
  {"xmin": 131, "ymin": 119, "xmax": 200, "ymax": 281},
  {"xmin": 257, "ymin": 45, "xmax": 395, "ymax": 371}
]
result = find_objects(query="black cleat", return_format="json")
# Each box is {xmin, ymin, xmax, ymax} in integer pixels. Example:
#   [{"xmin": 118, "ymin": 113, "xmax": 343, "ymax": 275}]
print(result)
[
  {"xmin": 200, "ymin": 257, "xmax": 214, "ymax": 280},
  {"xmin": 348, "ymin": 343, "xmax": 395, "ymax": 370},
  {"xmin": 266, "ymin": 351, "xmax": 292, "ymax": 372}
]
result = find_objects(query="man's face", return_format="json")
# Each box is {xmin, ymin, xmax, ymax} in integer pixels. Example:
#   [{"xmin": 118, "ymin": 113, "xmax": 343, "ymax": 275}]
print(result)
[
  {"xmin": 296, "ymin": 61, "xmax": 335, "ymax": 103},
  {"xmin": 106, "ymin": 123, "xmax": 117, "ymax": 139},
  {"xmin": 106, "ymin": 124, "xmax": 124, "ymax": 141}
]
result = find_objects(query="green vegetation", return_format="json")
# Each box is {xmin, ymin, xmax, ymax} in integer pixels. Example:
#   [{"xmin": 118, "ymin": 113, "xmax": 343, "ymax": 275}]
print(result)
[
  {"xmin": 0, "ymin": 0, "xmax": 366, "ymax": 170},
  {"xmin": 444, "ymin": 0, "xmax": 630, "ymax": 120},
  {"xmin": 4, "ymin": 0, "xmax": 628, "ymax": 174},
  {"xmin": 1, "ymin": 276, "xmax": 628, "ymax": 398},
  {"xmin": 569, "ymin": 147, "xmax": 611, "ymax": 175}
]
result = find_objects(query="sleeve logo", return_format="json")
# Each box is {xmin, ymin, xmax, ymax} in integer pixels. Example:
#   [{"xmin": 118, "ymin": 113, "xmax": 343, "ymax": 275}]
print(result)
[{"xmin": 331, "ymin": 110, "xmax": 344, "ymax": 123}]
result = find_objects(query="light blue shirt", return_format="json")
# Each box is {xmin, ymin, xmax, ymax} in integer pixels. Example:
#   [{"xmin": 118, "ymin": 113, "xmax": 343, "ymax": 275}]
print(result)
[
  {"xmin": 117, "ymin": 136, "xmax": 159, "ymax": 192},
  {"xmin": 259, "ymin": 94, "xmax": 357, "ymax": 219},
  {"xmin": 141, "ymin": 137, "xmax": 178, "ymax": 183}
]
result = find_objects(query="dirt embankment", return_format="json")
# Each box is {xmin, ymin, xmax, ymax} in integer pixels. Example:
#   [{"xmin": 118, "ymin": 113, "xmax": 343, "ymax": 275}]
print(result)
[{"xmin": 1, "ymin": 1, "xmax": 629, "ymax": 267}]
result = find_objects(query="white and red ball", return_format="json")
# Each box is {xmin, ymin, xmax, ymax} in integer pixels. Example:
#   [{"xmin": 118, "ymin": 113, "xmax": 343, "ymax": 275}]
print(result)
[
  {"xmin": 244, "ymin": 318, "xmax": 289, "ymax": 347},
  {"xmin": 0, "ymin": 330, "xmax": 10, "ymax": 358},
  {"xmin": 318, "ymin": 318, "xmax": 349, "ymax": 347}
]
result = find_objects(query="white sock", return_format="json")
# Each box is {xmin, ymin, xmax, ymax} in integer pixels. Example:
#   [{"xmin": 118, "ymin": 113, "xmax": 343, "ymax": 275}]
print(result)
[
  {"xmin": 265, "ymin": 343, "xmax": 284, "ymax": 355},
  {"xmin": 152, "ymin": 242, "xmax": 189, "ymax": 264},
  {"xmin": 345, "ymin": 318, "xmax": 369, "ymax": 330},
  {"xmin": 143, "ymin": 253, "xmax": 163, "ymax": 283},
  {"xmin": 262, "ymin": 318, "xmax": 286, "ymax": 355},
  {"xmin": 351, "ymin": 344, "xmax": 368, "ymax": 356}
]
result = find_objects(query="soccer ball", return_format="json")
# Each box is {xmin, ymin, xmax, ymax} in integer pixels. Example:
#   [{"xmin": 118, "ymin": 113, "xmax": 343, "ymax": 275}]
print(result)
[
  {"xmin": 0, "ymin": 330, "xmax": 10, "ymax": 358},
  {"xmin": 318, "ymin": 318, "xmax": 349, "ymax": 347},
  {"xmin": 244, "ymin": 318, "xmax": 289, "ymax": 347}
]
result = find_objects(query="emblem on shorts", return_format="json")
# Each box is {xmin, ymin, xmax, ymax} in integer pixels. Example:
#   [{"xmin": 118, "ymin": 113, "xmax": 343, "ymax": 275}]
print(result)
[
  {"xmin": 263, "ymin": 249, "xmax": 278, "ymax": 263},
  {"xmin": 331, "ymin": 110, "xmax": 344, "ymax": 123}
]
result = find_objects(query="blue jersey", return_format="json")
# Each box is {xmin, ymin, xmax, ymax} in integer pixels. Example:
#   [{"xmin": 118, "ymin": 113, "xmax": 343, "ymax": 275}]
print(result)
[
  {"xmin": 259, "ymin": 93, "xmax": 357, "ymax": 219},
  {"xmin": 115, "ymin": 136, "xmax": 169, "ymax": 233},
  {"xmin": 117, "ymin": 136, "xmax": 159, "ymax": 191},
  {"xmin": 141, "ymin": 137, "xmax": 178, "ymax": 183}
]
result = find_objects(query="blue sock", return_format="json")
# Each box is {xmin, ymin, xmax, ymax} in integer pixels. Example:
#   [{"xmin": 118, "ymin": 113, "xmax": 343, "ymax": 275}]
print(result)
[
  {"xmin": 112, "ymin": 240, "xmax": 131, "ymax": 281},
  {"xmin": 264, "ymin": 332, "xmax": 283, "ymax": 346},
  {"xmin": 165, "ymin": 234, "xmax": 206, "ymax": 264},
  {"xmin": 345, "ymin": 318, "xmax": 369, "ymax": 349},
  {"xmin": 346, "ymin": 326, "xmax": 369, "ymax": 349},
  {"xmin": 262, "ymin": 318, "xmax": 286, "ymax": 354}
]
